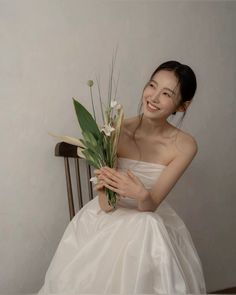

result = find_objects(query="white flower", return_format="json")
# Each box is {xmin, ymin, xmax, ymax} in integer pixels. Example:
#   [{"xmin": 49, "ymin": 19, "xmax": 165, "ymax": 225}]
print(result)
[
  {"xmin": 110, "ymin": 99, "xmax": 118, "ymax": 108},
  {"xmin": 100, "ymin": 123, "xmax": 115, "ymax": 136},
  {"xmin": 116, "ymin": 103, "xmax": 121, "ymax": 110},
  {"xmin": 90, "ymin": 176, "xmax": 98, "ymax": 185}
]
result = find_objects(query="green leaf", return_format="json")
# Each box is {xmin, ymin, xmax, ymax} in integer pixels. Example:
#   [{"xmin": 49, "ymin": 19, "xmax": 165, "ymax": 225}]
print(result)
[
  {"xmin": 82, "ymin": 130, "xmax": 98, "ymax": 147},
  {"xmin": 72, "ymin": 98, "xmax": 101, "ymax": 140},
  {"xmin": 87, "ymin": 147, "xmax": 104, "ymax": 164},
  {"xmin": 82, "ymin": 149, "xmax": 100, "ymax": 168},
  {"xmin": 105, "ymin": 188, "xmax": 117, "ymax": 209},
  {"xmin": 81, "ymin": 131, "xmax": 105, "ymax": 164}
]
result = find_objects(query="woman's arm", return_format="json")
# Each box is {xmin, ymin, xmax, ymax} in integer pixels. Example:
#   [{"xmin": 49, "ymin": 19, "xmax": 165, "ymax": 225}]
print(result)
[
  {"xmin": 138, "ymin": 136, "xmax": 198, "ymax": 212},
  {"xmin": 137, "ymin": 189, "xmax": 157, "ymax": 212}
]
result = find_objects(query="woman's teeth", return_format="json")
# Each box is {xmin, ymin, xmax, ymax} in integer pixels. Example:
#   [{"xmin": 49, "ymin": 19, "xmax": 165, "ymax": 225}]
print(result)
[{"xmin": 147, "ymin": 102, "xmax": 159, "ymax": 111}]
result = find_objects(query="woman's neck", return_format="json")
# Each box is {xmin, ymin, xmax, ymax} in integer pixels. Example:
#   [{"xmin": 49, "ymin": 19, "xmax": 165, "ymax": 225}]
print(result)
[{"xmin": 139, "ymin": 116, "xmax": 170, "ymax": 137}]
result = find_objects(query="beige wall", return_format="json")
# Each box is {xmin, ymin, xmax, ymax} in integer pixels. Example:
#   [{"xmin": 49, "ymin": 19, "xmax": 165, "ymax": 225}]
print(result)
[{"xmin": 0, "ymin": 0, "xmax": 235, "ymax": 293}]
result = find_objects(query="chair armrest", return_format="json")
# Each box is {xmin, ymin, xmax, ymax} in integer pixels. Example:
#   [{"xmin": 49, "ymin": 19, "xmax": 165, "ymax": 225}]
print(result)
[{"xmin": 55, "ymin": 142, "xmax": 79, "ymax": 158}]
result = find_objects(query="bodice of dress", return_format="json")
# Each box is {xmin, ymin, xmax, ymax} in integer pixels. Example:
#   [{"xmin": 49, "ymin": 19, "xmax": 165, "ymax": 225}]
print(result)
[{"xmin": 116, "ymin": 157, "xmax": 167, "ymax": 210}]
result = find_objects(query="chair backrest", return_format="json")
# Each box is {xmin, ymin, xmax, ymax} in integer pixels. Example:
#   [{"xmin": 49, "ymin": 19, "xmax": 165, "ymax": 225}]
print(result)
[{"xmin": 55, "ymin": 142, "xmax": 94, "ymax": 220}]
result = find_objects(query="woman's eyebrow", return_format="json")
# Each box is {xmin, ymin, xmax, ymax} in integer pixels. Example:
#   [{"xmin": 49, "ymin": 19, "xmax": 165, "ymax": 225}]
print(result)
[
  {"xmin": 164, "ymin": 88, "xmax": 176, "ymax": 95},
  {"xmin": 150, "ymin": 79, "xmax": 176, "ymax": 95}
]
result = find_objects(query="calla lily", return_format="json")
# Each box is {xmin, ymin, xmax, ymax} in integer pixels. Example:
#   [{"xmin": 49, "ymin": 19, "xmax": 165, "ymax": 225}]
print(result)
[
  {"xmin": 90, "ymin": 176, "xmax": 98, "ymax": 185},
  {"xmin": 110, "ymin": 99, "xmax": 118, "ymax": 108},
  {"xmin": 100, "ymin": 123, "xmax": 115, "ymax": 136}
]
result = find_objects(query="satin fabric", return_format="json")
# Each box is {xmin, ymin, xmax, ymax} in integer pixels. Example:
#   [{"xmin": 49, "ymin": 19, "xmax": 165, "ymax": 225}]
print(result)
[{"xmin": 38, "ymin": 157, "xmax": 206, "ymax": 294}]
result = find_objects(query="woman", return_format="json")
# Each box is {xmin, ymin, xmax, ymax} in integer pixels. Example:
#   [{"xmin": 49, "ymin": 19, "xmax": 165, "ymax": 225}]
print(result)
[{"xmin": 38, "ymin": 60, "xmax": 207, "ymax": 294}]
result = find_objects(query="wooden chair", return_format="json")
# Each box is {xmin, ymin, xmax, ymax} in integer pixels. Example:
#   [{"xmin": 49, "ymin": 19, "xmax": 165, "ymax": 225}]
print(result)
[{"xmin": 55, "ymin": 142, "xmax": 94, "ymax": 220}]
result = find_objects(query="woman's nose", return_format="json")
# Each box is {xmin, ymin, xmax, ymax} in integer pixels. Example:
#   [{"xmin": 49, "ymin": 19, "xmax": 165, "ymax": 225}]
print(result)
[{"xmin": 150, "ymin": 91, "xmax": 161, "ymax": 103}]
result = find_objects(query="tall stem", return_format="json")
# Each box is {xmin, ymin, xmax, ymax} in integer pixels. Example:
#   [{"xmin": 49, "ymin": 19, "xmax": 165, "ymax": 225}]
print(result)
[
  {"xmin": 89, "ymin": 86, "xmax": 97, "ymax": 122},
  {"xmin": 96, "ymin": 75, "xmax": 105, "ymax": 125}
]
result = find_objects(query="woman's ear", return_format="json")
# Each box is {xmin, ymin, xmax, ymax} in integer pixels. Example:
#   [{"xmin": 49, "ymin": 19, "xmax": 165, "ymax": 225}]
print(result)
[{"xmin": 175, "ymin": 100, "xmax": 191, "ymax": 112}]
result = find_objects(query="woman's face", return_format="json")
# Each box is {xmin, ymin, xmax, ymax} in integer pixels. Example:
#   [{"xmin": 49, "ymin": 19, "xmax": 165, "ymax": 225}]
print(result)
[{"xmin": 142, "ymin": 70, "xmax": 181, "ymax": 119}]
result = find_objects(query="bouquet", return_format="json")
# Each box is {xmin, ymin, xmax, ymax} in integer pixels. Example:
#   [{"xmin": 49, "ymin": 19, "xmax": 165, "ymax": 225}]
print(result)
[{"xmin": 49, "ymin": 66, "xmax": 124, "ymax": 209}]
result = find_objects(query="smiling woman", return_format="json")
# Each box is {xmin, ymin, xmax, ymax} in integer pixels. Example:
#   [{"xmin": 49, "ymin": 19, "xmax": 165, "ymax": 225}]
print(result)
[
  {"xmin": 142, "ymin": 69, "xmax": 191, "ymax": 119},
  {"xmin": 38, "ymin": 60, "xmax": 206, "ymax": 294}
]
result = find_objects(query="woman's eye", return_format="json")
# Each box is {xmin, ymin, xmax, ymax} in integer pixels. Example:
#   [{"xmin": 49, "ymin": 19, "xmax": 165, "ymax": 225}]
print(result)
[
  {"xmin": 164, "ymin": 92, "xmax": 171, "ymax": 97},
  {"xmin": 149, "ymin": 83, "xmax": 155, "ymax": 88}
]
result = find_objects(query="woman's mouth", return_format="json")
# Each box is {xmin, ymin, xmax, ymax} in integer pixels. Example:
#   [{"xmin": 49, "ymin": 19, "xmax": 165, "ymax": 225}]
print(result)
[{"xmin": 146, "ymin": 101, "xmax": 160, "ymax": 112}]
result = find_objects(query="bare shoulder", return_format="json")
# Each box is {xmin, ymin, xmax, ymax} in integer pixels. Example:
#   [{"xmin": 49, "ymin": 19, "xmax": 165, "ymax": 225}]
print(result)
[{"xmin": 174, "ymin": 129, "xmax": 198, "ymax": 159}]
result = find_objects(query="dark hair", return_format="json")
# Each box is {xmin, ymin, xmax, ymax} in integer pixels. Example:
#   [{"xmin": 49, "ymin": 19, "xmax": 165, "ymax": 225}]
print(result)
[{"xmin": 132, "ymin": 60, "xmax": 197, "ymax": 158}]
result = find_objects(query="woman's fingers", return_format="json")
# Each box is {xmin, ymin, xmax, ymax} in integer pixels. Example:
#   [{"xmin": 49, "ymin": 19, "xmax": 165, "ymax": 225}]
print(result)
[
  {"xmin": 103, "ymin": 182, "xmax": 123, "ymax": 195},
  {"xmin": 101, "ymin": 167, "xmax": 123, "ymax": 181},
  {"xmin": 127, "ymin": 169, "xmax": 139, "ymax": 183},
  {"xmin": 99, "ymin": 174, "xmax": 119, "ymax": 189},
  {"xmin": 95, "ymin": 167, "xmax": 123, "ymax": 183},
  {"xmin": 94, "ymin": 182, "xmax": 104, "ymax": 191}
]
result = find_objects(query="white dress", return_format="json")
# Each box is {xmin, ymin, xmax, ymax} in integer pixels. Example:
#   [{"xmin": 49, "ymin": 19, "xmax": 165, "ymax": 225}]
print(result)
[{"xmin": 38, "ymin": 157, "xmax": 206, "ymax": 294}]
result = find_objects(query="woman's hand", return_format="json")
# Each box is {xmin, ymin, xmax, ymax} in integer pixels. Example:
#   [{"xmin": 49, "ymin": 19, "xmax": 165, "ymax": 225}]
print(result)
[
  {"xmin": 93, "ymin": 169, "xmax": 115, "ymax": 212},
  {"xmin": 93, "ymin": 169, "xmax": 105, "ymax": 192},
  {"xmin": 96, "ymin": 166, "xmax": 149, "ymax": 201}
]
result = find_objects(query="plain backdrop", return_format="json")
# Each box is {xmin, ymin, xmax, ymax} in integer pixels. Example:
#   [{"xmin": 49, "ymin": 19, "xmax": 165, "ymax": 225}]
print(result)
[{"xmin": 0, "ymin": 0, "xmax": 236, "ymax": 293}]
